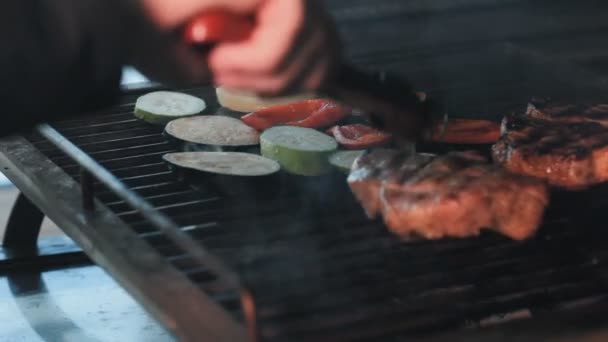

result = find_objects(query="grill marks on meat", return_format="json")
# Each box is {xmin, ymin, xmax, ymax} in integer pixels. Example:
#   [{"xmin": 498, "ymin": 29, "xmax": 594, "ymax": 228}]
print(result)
[
  {"xmin": 348, "ymin": 150, "xmax": 434, "ymax": 218},
  {"xmin": 493, "ymin": 113, "xmax": 608, "ymax": 189},
  {"xmin": 348, "ymin": 150, "xmax": 548, "ymax": 240},
  {"xmin": 527, "ymin": 99, "xmax": 608, "ymax": 126}
]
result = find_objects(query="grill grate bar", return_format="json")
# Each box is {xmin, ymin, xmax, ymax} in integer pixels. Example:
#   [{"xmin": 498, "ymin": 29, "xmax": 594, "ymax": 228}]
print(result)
[
  {"xmin": 50, "ymin": 142, "xmax": 173, "ymax": 165},
  {"xmin": 36, "ymin": 128, "xmax": 164, "ymax": 147},
  {"xmin": 109, "ymin": 162, "xmax": 169, "ymax": 178},
  {"xmin": 117, "ymin": 198, "xmax": 220, "ymax": 219},
  {"xmin": 96, "ymin": 182, "xmax": 191, "ymax": 205},
  {"xmin": 105, "ymin": 189, "xmax": 206, "ymax": 212},
  {"xmin": 52, "ymin": 119, "xmax": 145, "ymax": 136},
  {"xmin": 252, "ymin": 250, "xmax": 598, "ymax": 319},
  {"xmin": 266, "ymin": 282, "xmax": 605, "ymax": 342},
  {"xmin": 59, "ymin": 151, "xmax": 173, "ymax": 174},
  {"xmin": 38, "ymin": 134, "xmax": 166, "ymax": 156},
  {"xmin": 51, "ymin": 112, "xmax": 138, "ymax": 128}
]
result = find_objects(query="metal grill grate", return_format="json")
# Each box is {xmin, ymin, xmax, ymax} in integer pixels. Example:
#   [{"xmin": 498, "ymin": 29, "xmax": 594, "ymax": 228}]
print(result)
[{"xmin": 27, "ymin": 87, "xmax": 608, "ymax": 341}]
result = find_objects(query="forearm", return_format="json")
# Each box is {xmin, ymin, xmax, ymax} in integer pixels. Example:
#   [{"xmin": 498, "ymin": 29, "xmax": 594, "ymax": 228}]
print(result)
[{"xmin": 0, "ymin": 0, "xmax": 145, "ymax": 136}]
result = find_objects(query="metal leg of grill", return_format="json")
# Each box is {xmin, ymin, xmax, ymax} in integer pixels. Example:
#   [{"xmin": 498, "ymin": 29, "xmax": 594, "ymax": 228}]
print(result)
[
  {"xmin": 2, "ymin": 192, "xmax": 44, "ymax": 250},
  {"xmin": 0, "ymin": 192, "xmax": 90, "ymax": 273}
]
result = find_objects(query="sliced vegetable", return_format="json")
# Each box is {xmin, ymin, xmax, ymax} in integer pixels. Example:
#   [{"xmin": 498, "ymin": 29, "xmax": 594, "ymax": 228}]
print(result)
[
  {"xmin": 164, "ymin": 152, "xmax": 281, "ymax": 197},
  {"xmin": 134, "ymin": 91, "xmax": 206, "ymax": 125},
  {"xmin": 184, "ymin": 11, "xmax": 254, "ymax": 44},
  {"xmin": 242, "ymin": 99, "xmax": 351, "ymax": 130},
  {"xmin": 329, "ymin": 150, "xmax": 365, "ymax": 174},
  {"xmin": 216, "ymin": 87, "xmax": 315, "ymax": 113},
  {"xmin": 432, "ymin": 119, "xmax": 501, "ymax": 144},
  {"xmin": 327, "ymin": 124, "xmax": 392, "ymax": 150},
  {"xmin": 261, "ymin": 126, "xmax": 338, "ymax": 176},
  {"xmin": 164, "ymin": 152, "xmax": 279, "ymax": 176},
  {"xmin": 165, "ymin": 115, "xmax": 259, "ymax": 151}
]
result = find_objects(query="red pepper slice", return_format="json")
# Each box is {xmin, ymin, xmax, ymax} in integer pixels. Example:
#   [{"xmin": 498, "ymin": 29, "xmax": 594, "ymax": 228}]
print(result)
[
  {"xmin": 241, "ymin": 99, "xmax": 352, "ymax": 131},
  {"xmin": 432, "ymin": 119, "xmax": 500, "ymax": 144},
  {"xmin": 327, "ymin": 124, "xmax": 392, "ymax": 150}
]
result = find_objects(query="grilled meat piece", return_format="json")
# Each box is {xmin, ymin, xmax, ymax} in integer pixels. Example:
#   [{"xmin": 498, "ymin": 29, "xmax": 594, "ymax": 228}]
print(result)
[
  {"xmin": 493, "ymin": 114, "xmax": 608, "ymax": 189},
  {"xmin": 527, "ymin": 99, "xmax": 608, "ymax": 126},
  {"xmin": 348, "ymin": 149, "xmax": 434, "ymax": 218},
  {"xmin": 348, "ymin": 150, "xmax": 548, "ymax": 240}
]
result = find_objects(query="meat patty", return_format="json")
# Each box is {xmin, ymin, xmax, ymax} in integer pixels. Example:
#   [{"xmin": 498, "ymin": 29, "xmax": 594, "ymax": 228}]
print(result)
[
  {"xmin": 527, "ymin": 99, "xmax": 608, "ymax": 126},
  {"xmin": 493, "ymin": 114, "xmax": 608, "ymax": 189},
  {"xmin": 348, "ymin": 149, "xmax": 434, "ymax": 218},
  {"xmin": 348, "ymin": 150, "xmax": 548, "ymax": 240}
]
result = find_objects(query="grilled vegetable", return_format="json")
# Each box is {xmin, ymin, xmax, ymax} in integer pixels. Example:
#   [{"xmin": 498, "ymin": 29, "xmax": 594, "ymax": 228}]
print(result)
[
  {"xmin": 165, "ymin": 115, "xmax": 260, "ymax": 152},
  {"xmin": 261, "ymin": 126, "xmax": 338, "ymax": 176},
  {"xmin": 184, "ymin": 10, "xmax": 254, "ymax": 44},
  {"xmin": 329, "ymin": 150, "xmax": 365, "ymax": 174},
  {"xmin": 164, "ymin": 152, "xmax": 279, "ymax": 176},
  {"xmin": 216, "ymin": 87, "xmax": 315, "ymax": 113},
  {"xmin": 163, "ymin": 152, "xmax": 281, "ymax": 197},
  {"xmin": 134, "ymin": 91, "xmax": 206, "ymax": 125},
  {"xmin": 327, "ymin": 124, "xmax": 392, "ymax": 149},
  {"xmin": 241, "ymin": 99, "xmax": 351, "ymax": 131}
]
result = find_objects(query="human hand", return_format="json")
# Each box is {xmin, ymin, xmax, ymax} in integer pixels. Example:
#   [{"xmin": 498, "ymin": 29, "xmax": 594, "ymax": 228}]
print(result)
[{"xmin": 139, "ymin": 0, "xmax": 341, "ymax": 95}]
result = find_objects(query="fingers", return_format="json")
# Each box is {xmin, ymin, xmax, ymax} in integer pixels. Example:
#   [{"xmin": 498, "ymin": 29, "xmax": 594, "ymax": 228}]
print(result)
[
  {"xmin": 209, "ymin": 0, "xmax": 305, "ymax": 74},
  {"xmin": 209, "ymin": 0, "xmax": 340, "ymax": 96},
  {"xmin": 213, "ymin": 22, "xmax": 329, "ymax": 95},
  {"xmin": 212, "ymin": 60, "xmax": 328, "ymax": 96}
]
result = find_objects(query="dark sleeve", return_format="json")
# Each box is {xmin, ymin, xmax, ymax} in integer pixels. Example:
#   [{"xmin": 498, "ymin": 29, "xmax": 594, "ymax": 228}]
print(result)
[{"xmin": 0, "ymin": 0, "xmax": 144, "ymax": 137}]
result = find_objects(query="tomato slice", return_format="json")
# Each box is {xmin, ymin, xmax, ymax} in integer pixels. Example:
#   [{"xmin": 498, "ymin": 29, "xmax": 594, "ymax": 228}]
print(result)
[
  {"xmin": 241, "ymin": 99, "xmax": 351, "ymax": 130},
  {"xmin": 327, "ymin": 124, "xmax": 392, "ymax": 149},
  {"xmin": 184, "ymin": 11, "xmax": 254, "ymax": 44},
  {"xmin": 432, "ymin": 119, "xmax": 500, "ymax": 144}
]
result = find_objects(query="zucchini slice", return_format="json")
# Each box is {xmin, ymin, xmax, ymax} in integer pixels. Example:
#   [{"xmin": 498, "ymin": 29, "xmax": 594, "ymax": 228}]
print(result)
[
  {"xmin": 135, "ymin": 91, "xmax": 206, "ymax": 125},
  {"xmin": 216, "ymin": 87, "xmax": 315, "ymax": 113},
  {"xmin": 165, "ymin": 115, "xmax": 260, "ymax": 152},
  {"xmin": 163, "ymin": 152, "xmax": 279, "ymax": 176},
  {"xmin": 261, "ymin": 126, "xmax": 338, "ymax": 176},
  {"xmin": 329, "ymin": 150, "xmax": 366, "ymax": 174},
  {"xmin": 164, "ymin": 152, "xmax": 281, "ymax": 197}
]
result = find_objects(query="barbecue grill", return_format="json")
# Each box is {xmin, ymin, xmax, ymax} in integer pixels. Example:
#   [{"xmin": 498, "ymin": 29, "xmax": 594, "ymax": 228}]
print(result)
[{"xmin": 3, "ymin": 1, "xmax": 608, "ymax": 341}]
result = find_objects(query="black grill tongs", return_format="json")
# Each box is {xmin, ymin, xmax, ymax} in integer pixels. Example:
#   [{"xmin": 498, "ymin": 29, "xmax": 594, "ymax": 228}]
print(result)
[{"xmin": 184, "ymin": 11, "xmax": 438, "ymax": 142}]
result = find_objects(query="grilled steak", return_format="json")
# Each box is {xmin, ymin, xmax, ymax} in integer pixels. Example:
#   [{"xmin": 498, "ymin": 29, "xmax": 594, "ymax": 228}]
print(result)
[
  {"xmin": 527, "ymin": 99, "xmax": 608, "ymax": 126},
  {"xmin": 348, "ymin": 150, "xmax": 548, "ymax": 240},
  {"xmin": 493, "ymin": 114, "xmax": 608, "ymax": 189}
]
